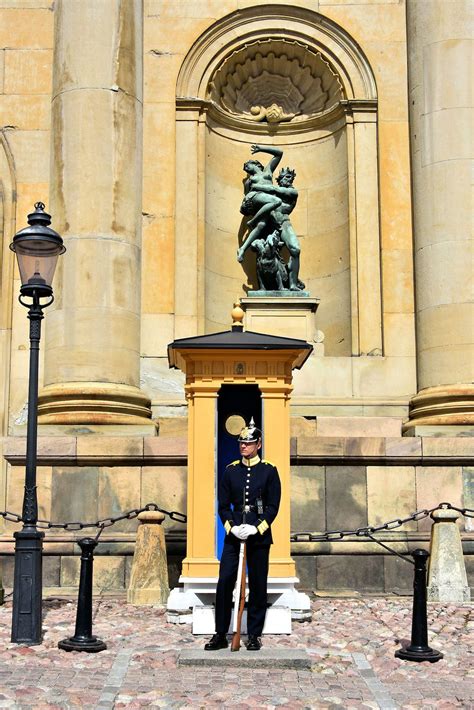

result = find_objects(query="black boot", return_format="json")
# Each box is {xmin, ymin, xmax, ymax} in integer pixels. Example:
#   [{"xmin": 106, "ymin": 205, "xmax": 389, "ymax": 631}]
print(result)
[
  {"xmin": 246, "ymin": 635, "xmax": 262, "ymax": 651},
  {"xmin": 204, "ymin": 633, "xmax": 228, "ymax": 650}
]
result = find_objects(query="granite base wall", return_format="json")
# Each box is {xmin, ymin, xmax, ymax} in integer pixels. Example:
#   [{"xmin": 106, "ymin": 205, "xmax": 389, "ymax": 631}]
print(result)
[{"xmin": 1, "ymin": 433, "xmax": 473, "ymax": 595}]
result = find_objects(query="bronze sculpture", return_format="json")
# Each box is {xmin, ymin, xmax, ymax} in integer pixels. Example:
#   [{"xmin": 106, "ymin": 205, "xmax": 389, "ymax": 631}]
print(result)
[{"xmin": 237, "ymin": 145, "xmax": 304, "ymax": 292}]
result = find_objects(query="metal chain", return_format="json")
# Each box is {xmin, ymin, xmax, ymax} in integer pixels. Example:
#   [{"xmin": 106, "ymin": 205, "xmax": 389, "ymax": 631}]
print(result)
[
  {"xmin": 365, "ymin": 533, "xmax": 415, "ymax": 566},
  {"xmin": 0, "ymin": 511, "xmax": 22, "ymax": 523},
  {"xmin": 0, "ymin": 502, "xmax": 186, "ymax": 531},
  {"xmin": 290, "ymin": 502, "xmax": 474, "ymax": 543},
  {"xmin": 1, "ymin": 502, "xmax": 471, "ymax": 536}
]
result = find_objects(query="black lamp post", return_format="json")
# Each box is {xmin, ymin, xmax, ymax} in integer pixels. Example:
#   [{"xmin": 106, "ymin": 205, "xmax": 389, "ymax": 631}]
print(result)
[{"xmin": 10, "ymin": 202, "xmax": 65, "ymax": 644}]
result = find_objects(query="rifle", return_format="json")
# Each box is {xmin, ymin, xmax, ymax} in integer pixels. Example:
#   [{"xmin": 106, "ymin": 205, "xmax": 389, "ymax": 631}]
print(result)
[{"xmin": 231, "ymin": 493, "xmax": 247, "ymax": 652}]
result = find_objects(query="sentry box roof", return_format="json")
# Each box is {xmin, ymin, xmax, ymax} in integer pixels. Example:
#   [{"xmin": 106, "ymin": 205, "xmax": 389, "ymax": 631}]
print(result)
[{"xmin": 168, "ymin": 325, "xmax": 313, "ymax": 372}]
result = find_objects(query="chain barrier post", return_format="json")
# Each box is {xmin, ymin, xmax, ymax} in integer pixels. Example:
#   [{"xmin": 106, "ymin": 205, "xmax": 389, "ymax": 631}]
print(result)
[
  {"xmin": 58, "ymin": 538, "xmax": 106, "ymax": 653},
  {"xmin": 127, "ymin": 511, "xmax": 170, "ymax": 605},
  {"xmin": 427, "ymin": 508, "xmax": 470, "ymax": 602},
  {"xmin": 395, "ymin": 549, "xmax": 443, "ymax": 663}
]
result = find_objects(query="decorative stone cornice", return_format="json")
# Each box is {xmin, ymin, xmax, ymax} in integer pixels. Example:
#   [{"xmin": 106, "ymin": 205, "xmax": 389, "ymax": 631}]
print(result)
[
  {"xmin": 341, "ymin": 99, "xmax": 378, "ymax": 114},
  {"xmin": 3, "ymin": 434, "xmax": 474, "ymax": 466},
  {"xmin": 205, "ymin": 100, "xmax": 346, "ymax": 135},
  {"xmin": 341, "ymin": 98, "xmax": 378, "ymax": 124},
  {"xmin": 175, "ymin": 97, "xmax": 211, "ymax": 113}
]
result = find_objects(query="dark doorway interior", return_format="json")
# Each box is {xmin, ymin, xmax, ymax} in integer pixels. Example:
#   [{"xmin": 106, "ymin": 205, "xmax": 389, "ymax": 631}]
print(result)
[{"xmin": 216, "ymin": 384, "xmax": 261, "ymax": 559}]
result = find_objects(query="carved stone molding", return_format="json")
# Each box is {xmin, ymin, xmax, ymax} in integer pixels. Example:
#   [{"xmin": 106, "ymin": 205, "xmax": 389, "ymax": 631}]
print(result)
[
  {"xmin": 208, "ymin": 39, "xmax": 343, "ymax": 126},
  {"xmin": 176, "ymin": 5, "xmax": 377, "ymax": 106},
  {"xmin": 205, "ymin": 102, "xmax": 346, "ymax": 139},
  {"xmin": 404, "ymin": 384, "xmax": 474, "ymax": 430}
]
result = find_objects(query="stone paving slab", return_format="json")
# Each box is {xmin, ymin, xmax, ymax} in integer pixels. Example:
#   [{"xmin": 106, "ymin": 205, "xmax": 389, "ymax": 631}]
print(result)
[
  {"xmin": 0, "ymin": 595, "xmax": 472, "ymax": 708},
  {"xmin": 178, "ymin": 647, "xmax": 311, "ymax": 668}
]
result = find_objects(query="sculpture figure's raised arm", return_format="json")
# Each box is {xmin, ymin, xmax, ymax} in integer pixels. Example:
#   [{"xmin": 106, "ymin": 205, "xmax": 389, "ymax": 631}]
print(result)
[{"xmin": 250, "ymin": 145, "xmax": 283, "ymax": 178}]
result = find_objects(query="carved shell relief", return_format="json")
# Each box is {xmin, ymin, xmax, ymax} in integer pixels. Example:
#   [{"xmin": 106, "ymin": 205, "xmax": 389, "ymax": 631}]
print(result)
[{"xmin": 208, "ymin": 40, "xmax": 343, "ymax": 125}]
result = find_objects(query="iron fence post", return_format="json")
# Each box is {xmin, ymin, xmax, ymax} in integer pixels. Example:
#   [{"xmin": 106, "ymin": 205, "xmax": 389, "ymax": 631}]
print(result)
[
  {"xmin": 395, "ymin": 549, "xmax": 443, "ymax": 662},
  {"xmin": 58, "ymin": 537, "xmax": 106, "ymax": 653}
]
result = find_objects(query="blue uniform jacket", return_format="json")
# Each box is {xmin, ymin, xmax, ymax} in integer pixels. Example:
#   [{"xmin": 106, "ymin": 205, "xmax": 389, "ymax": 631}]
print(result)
[{"xmin": 218, "ymin": 457, "xmax": 281, "ymax": 547}]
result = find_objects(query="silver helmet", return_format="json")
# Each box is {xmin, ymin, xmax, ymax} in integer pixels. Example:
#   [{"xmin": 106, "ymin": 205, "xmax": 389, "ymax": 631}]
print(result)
[{"xmin": 237, "ymin": 417, "xmax": 262, "ymax": 443}]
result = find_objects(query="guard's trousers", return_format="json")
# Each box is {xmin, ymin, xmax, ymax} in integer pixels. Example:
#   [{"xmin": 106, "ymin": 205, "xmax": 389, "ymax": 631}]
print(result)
[{"xmin": 214, "ymin": 543, "xmax": 270, "ymax": 636}]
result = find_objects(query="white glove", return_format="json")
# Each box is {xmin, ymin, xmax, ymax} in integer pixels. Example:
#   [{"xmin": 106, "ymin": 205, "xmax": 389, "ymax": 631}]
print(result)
[
  {"xmin": 231, "ymin": 525, "xmax": 246, "ymax": 541},
  {"xmin": 239, "ymin": 524, "xmax": 258, "ymax": 539}
]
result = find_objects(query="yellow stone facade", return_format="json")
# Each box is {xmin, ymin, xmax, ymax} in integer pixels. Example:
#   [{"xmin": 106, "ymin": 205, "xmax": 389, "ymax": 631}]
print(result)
[{"xmin": 0, "ymin": 0, "xmax": 472, "ymax": 594}]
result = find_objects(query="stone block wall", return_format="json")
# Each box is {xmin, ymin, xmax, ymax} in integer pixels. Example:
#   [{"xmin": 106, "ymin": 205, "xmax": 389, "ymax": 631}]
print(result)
[
  {"xmin": 291, "ymin": 462, "xmax": 472, "ymax": 593},
  {"xmin": 1, "ymin": 431, "xmax": 472, "ymax": 595}
]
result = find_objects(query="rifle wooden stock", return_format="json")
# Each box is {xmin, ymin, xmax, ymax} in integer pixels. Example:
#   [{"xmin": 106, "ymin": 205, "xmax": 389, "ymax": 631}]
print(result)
[{"xmin": 231, "ymin": 542, "xmax": 247, "ymax": 652}]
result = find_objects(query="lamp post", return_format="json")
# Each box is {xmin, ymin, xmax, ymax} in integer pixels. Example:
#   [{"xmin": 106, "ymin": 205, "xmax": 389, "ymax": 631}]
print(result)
[{"xmin": 10, "ymin": 202, "xmax": 65, "ymax": 644}]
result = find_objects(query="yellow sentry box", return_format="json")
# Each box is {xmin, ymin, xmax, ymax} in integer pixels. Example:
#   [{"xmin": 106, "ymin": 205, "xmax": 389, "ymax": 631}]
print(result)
[{"xmin": 167, "ymin": 305, "xmax": 312, "ymax": 579}]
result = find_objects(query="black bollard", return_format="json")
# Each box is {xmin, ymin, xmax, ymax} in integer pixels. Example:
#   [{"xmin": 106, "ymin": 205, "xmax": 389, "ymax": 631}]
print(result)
[
  {"xmin": 395, "ymin": 549, "xmax": 442, "ymax": 662},
  {"xmin": 58, "ymin": 537, "xmax": 107, "ymax": 652}
]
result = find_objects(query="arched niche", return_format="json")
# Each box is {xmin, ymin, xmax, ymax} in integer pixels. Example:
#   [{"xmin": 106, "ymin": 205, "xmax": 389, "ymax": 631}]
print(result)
[{"xmin": 174, "ymin": 5, "xmax": 381, "ymax": 357}]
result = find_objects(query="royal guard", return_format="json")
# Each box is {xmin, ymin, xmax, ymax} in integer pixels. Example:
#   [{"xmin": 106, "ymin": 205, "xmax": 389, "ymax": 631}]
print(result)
[{"xmin": 204, "ymin": 418, "xmax": 281, "ymax": 651}]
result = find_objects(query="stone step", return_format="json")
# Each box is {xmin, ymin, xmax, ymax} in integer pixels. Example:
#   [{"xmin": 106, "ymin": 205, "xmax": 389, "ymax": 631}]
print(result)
[{"xmin": 178, "ymin": 647, "xmax": 311, "ymax": 669}]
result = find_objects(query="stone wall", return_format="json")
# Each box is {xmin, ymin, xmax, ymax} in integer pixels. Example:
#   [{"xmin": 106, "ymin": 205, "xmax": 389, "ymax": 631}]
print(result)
[
  {"xmin": 0, "ymin": 0, "xmax": 417, "ymax": 429},
  {"xmin": 0, "ymin": 0, "xmax": 472, "ymax": 596},
  {"xmin": 1, "ymin": 430, "xmax": 472, "ymax": 594}
]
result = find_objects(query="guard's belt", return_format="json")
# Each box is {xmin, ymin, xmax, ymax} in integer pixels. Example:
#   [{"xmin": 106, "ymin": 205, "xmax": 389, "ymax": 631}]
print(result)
[{"xmin": 234, "ymin": 504, "xmax": 257, "ymax": 512}]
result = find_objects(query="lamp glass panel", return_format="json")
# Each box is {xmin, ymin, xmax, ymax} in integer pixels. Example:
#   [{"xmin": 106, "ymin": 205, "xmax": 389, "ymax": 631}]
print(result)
[{"xmin": 14, "ymin": 239, "xmax": 62, "ymax": 287}]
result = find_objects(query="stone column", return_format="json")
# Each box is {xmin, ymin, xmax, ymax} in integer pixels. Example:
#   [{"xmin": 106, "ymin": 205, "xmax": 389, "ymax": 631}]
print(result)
[
  {"xmin": 38, "ymin": 0, "xmax": 153, "ymax": 427},
  {"xmin": 405, "ymin": 0, "xmax": 474, "ymax": 430}
]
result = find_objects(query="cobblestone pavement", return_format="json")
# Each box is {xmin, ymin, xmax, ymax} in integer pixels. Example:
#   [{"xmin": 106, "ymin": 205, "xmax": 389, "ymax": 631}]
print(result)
[{"xmin": 0, "ymin": 595, "xmax": 472, "ymax": 709}]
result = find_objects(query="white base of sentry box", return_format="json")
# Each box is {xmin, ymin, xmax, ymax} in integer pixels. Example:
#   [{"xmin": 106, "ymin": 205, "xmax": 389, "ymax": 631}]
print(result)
[
  {"xmin": 192, "ymin": 604, "xmax": 291, "ymax": 635},
  {"xmin": 166, "ymin": 577, "xmax": 312, "ymax": 634}
]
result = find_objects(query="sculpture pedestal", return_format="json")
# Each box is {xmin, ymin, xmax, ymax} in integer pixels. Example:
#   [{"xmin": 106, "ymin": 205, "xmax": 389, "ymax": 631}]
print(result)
[{"xmin": 241, "ymin": 295, "xmax": 321, "ymax": 350}]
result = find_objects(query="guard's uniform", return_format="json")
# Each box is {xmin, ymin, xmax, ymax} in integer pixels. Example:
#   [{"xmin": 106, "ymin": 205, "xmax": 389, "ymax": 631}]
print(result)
[{"xmin": 214, "ymin": 455, "xmax": 281, "ymax": 636}]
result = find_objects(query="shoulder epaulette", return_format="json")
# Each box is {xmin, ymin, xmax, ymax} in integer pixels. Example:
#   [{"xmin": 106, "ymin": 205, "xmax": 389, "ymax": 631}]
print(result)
[
  {"xmin": 262, "ymin": 459, "xmax": 275, "ymax": 467},
  {"xmin": 227, "ymin": 460, "xmax": 240, "ymax": 467}
]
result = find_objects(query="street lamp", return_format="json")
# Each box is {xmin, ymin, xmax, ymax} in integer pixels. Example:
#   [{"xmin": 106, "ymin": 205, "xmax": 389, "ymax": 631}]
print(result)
[{"xmin": 10, "ymin": 202, "xmax": 65, "ymax": 644}]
